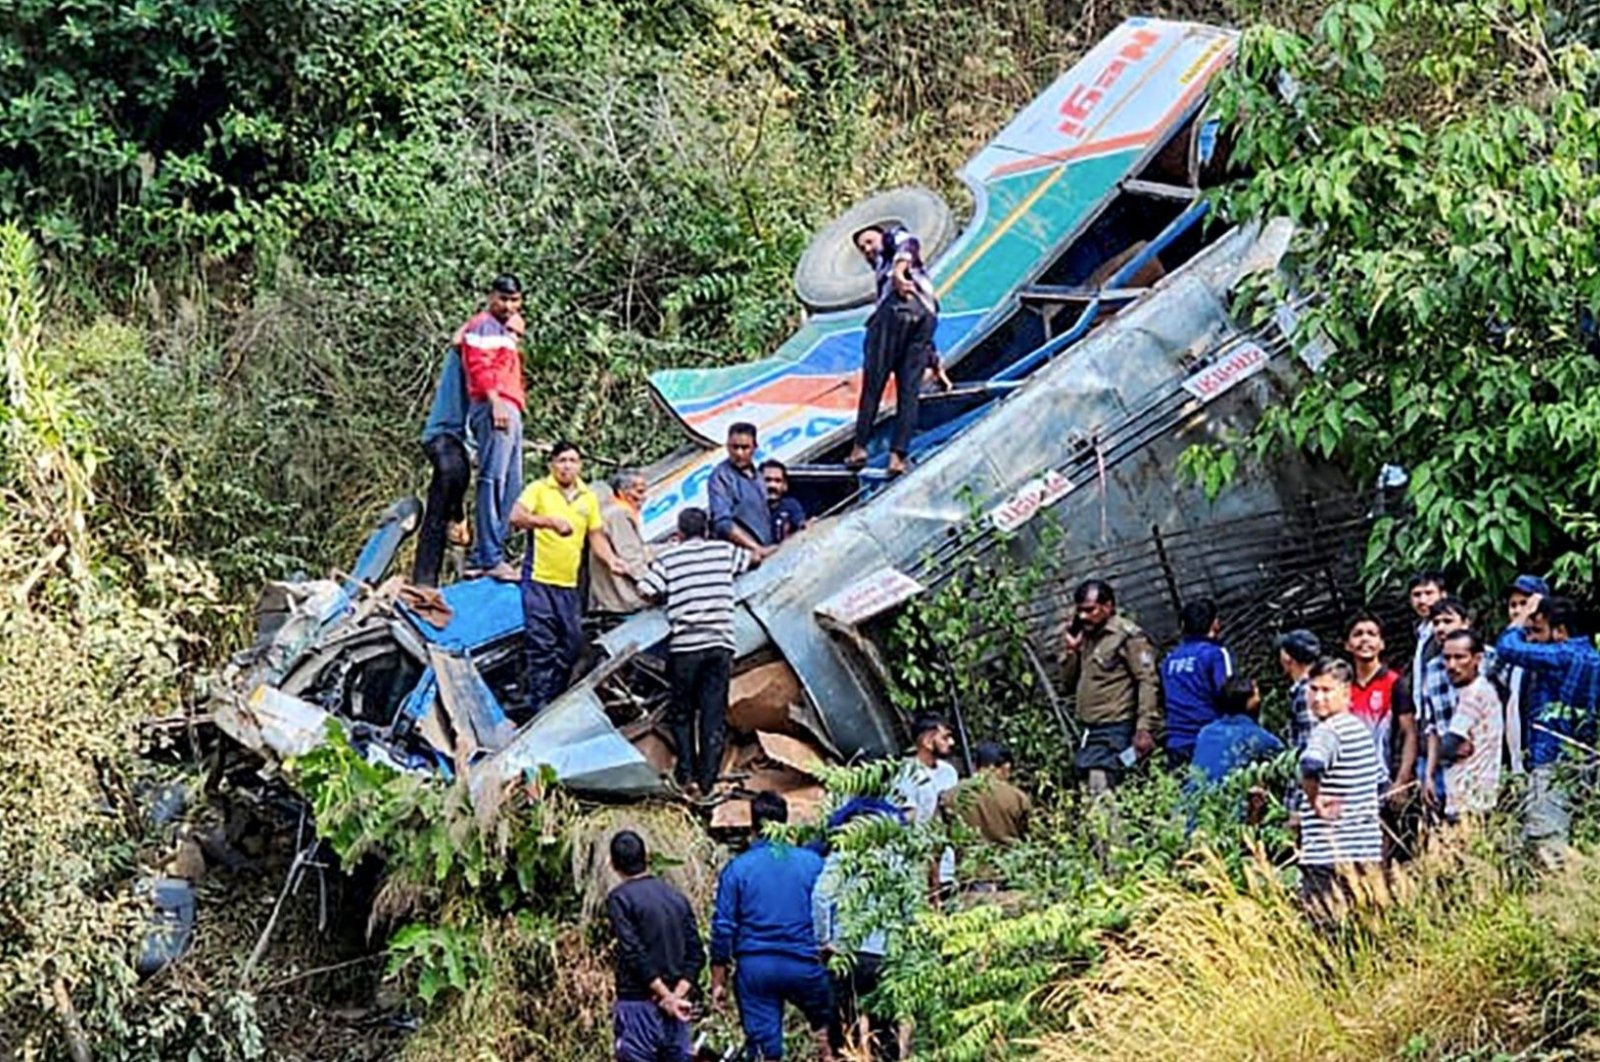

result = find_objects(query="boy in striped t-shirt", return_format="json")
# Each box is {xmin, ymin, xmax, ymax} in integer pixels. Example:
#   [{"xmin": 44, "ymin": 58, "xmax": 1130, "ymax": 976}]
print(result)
[
  {"xmin": 1300, "ymin": 656, "xmax": 1384, "ymax": 923},
  {"xmin": 637, "ymin": 507, "xmax": 753, "ymax": 797}
]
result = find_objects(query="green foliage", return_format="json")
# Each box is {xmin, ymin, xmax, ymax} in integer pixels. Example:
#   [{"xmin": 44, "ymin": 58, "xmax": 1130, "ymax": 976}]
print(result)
[
  {"xmin": 801, "ymin": 760, "xmax": 941, "ymax": 970},
  {"xmin": 1214, "ymin": 0, "xmax": 1600, "ymax": 592},
  {"xmin": 889, "ymin": 520, "xmax": 1074, "ymax": 789},
  {"xmin": 870, "ymin": 755, "xmax": 1303, "ymax": 1060},
  {"xmin": 0, "ymin": 224, "xmax": 261, "ymax": 1058},
  {"xmin": 388, "ymin": 923, "xmax": 490, "ymax": 1006},
  {"xmin": 292, "ymin": 726, "xmax": 576, "ymax": 1006},
  {"xmin": 1038, "ymin": 836, "xmax": 1600, "ymax": 1060},
  {"xmin": 1176, "ymin": 438, "xmax": 1242, "ymax": 503}
]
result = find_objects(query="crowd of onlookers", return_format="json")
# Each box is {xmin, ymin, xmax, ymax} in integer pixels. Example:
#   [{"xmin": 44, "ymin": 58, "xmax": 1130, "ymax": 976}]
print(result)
[
  {"xmin": 1061, "ymin": 571, "xmax": 1599, "ymax": 902},
  {"xmin": 598, "ymin": 569, "xmax": 1600, "ymax": 1061}
]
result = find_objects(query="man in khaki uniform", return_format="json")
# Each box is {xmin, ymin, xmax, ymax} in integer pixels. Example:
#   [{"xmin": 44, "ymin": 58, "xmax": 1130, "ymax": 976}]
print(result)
[
  {"xmin": 951, "ymin": 741, "xmax": 1031, "ymax": 845},
  {"xmin": 1062, "ymin": 578, "xmax": 1161, "ymax": 793}
]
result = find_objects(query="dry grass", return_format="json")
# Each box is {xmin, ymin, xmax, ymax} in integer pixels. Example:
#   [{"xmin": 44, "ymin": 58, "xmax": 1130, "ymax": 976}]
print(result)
[
  {"xmin": 1036, "ymin": 834, "xmax": 1600, "ymax": 1061},
  {"xmin": 399, "ymin": 915, "xmax": 615, "ymax": 1062},
  {"xmin": 568, "ymin": 802, "xmax": 724, "ymax": 925}
]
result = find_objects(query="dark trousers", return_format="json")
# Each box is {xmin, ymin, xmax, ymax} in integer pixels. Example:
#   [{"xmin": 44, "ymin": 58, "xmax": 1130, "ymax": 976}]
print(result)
[
  {"xmin": 412, "ymin": 434, "xmax": 470, "ymax": 587},
  {"xmin": 854, "ymin": 298, "xmax": 935, "ymax": 458},
  {"xmin": 612, "ymin": 999, "xmax": 692, "ymax": 1062},
  {"xmin": 668, "ymin": 647, "xmax": 732, "ymax": 792},
  {"xmin": 1300, "ymin": 861, "xmax": 1382, "ymax": 930},
  {"xmin": 521, "ymin": 579, "xmax": 583, "ymax": 715},
  {"xmin": 830, "ymin": 953, "xmax": 899, "ymax": 1060},
  {"xmin": 1382, "ymin": 793, "xmax": 1421, "ymax": 864}
]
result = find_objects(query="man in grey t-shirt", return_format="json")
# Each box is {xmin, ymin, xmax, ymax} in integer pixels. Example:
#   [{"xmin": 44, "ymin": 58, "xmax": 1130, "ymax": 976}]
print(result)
[{"xmin": 893, "ymin": 714, "xmax": 960, "ymax": 901}]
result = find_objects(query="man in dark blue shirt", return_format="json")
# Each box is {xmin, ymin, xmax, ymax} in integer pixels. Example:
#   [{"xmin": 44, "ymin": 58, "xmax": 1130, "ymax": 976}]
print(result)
[
  {"xmin": 760, "ymin": 459, "xmax": 808, "ymax": 544},
  {"xmin": 1161, "ymin": 598, "xmax": 1234, "ymax": 769},
  {"xmin": 605, "ymin": 830, "xmax": 704, "ymax": 1062},
  {"xmin": 707, "ymin": 422, "xmax": 775, "ymax": 562},
  {"xmin": 846, "ymin": 225, "xmax": 938, "ymax": 477},
  {"xmin": 710, "ymin": 793, "xmax": 836, "ymax": 1061},
  {"xmin": 1192, "ymin": 676, "xmax": 1285, "ymax": 783}
]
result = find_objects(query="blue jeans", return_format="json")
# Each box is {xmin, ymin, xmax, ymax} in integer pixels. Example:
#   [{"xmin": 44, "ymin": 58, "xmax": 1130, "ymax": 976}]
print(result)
[
  {"xmin": 467, "ymin": 400, "xmax": 522, "ymax": 570},
  {"xmin": 613, "ymin": 999, "xmax": 691, "ymax": 1062}
]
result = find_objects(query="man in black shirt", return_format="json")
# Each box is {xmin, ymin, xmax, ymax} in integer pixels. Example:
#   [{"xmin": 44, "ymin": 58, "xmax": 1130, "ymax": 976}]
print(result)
[{"xmin": 605, "ymin": 830, "xmax": 705, "ymax": 1062}]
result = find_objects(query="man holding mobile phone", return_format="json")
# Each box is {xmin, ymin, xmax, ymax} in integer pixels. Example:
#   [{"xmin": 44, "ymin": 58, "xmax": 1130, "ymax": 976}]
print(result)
[{"xmin": 1062, "ymin": 579, "xmax": 1161, "ymax": 794}]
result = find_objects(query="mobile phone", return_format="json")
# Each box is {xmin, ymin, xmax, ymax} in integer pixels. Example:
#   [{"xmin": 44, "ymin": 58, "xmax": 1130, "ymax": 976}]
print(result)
[
  {"xmin": 1067, "ymin": 615, "xmax": 1085, "ymax": 637},
  {"xmin": 1118, "ymin": 746, "xmax": 1138, "ymax": 768}
]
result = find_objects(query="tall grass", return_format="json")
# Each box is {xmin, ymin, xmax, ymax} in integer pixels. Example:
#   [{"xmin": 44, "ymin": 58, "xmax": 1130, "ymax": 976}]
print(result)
[{"xmin": 1038, "ymin": 831, "xmax": 1600, "ymax": 1061}]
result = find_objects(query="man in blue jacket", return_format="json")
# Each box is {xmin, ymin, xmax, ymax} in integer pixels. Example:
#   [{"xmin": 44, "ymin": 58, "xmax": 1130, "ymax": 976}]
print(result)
[
  {"xmin": 709, "ymin": 792, "xmax": 836, "ymax": 1061},
  {"xmin": 1161, "ymin": 597, "xmax": 1235, "ymax": 769}
]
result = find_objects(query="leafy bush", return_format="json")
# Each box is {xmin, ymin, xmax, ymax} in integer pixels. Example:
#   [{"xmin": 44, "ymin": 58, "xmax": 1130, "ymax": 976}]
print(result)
[
  {"xmin": 1213, "ymin": 0, "xmax": 1600, "ymax": 592},
  {"xmin": 0, "ymin": 222, "xmax": 260, "ymax": 1058}
]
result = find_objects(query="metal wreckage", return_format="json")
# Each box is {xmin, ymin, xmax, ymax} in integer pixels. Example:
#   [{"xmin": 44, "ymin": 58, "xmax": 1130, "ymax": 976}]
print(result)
[{"xmin": 211, "ymin": 18, "xmax": 1341, "ymax": 829}]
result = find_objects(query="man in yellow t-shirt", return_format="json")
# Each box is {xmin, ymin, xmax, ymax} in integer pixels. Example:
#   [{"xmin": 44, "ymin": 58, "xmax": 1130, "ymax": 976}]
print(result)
[{"xmin": 509, "ymin": 441, "xmax": 626, "ymax": 714}]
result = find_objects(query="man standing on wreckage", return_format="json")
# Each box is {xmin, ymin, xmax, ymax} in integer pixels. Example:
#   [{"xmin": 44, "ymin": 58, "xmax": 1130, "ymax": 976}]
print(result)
[{"xmin": 845, "ymin": 223, "xmax": 938, "ymax": 477}]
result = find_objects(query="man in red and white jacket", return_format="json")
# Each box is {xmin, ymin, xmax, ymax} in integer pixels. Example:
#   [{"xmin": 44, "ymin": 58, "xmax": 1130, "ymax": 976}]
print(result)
[{"xmin": 459, "ymin": 274, "xmax": 526, "ymax": 578}]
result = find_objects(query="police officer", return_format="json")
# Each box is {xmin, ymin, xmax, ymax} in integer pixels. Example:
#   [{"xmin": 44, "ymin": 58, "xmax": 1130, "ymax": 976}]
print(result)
[{"xmin": 1062, "ymin": 578, "xmax": 1161, "ymax": 793}]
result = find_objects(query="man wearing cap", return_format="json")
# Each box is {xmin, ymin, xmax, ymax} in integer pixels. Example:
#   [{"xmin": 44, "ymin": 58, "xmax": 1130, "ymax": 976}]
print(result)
[
  {"xmin": 509, "ymin": 441, "xmax": 628, "ymax": 715},
  {"xmin": 1495, "ymin": 592, "xmax": 1600, "ymax": 853},
  {"xmin": 1498, "ymin": 574, "xmax": 1550, "ymax": 774},
  {"xmin": 461, "ymin": 274, "xmax": 527, "ymax": 579}
]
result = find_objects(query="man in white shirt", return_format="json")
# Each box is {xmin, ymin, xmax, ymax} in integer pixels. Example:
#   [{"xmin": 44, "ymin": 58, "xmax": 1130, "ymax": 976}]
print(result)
[
  {"xmin": 1439, "ymin": 629, "xmax": 1504, "ymax": 820},
  {"xmin": 893, "ymin": 715, "xmax": 960, "ymax": 902}
]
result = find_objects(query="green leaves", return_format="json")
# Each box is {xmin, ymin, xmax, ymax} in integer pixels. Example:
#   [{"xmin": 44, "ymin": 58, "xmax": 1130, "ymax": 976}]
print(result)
[
  {"xmin": 291, "ymin": 727, "xmax": 577, "ymax": 1009},
  {"xmin": 1217, "ymin": 0, "xmax": 1600, "ymax": 593},
  {"xmin": 387, "ymin": 923, "xmax": 488, "ymax": 1005}
]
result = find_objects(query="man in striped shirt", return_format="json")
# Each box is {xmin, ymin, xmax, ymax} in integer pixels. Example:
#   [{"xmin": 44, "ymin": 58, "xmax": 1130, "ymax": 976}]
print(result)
[
  {"xmin": 1300, "ymin": 656, "xmax": 1384, "ymax": 924},
  {"xmin": 637, "ymin": 507, "xmax": 753, "ymax": 796}
]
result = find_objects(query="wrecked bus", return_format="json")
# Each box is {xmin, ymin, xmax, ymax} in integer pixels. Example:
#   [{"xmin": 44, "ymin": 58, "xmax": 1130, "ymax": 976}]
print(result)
[{"xmin": 212, "ymin": 18, "xmax": 1330, "ymax": 815}]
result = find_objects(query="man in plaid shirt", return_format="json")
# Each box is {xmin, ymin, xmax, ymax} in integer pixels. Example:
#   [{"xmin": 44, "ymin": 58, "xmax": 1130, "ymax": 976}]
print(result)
[
  {"xmin": 1417, "ymin": 598, "xmax": 1472, "ymax": 816},
  {"xmin": 1275, "ymin": 629, "xmax": 1320, "ymax": 819},
  {"xmin": 1496, "ymin": 593, "xmax": 1600, "ymax": 853}
]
